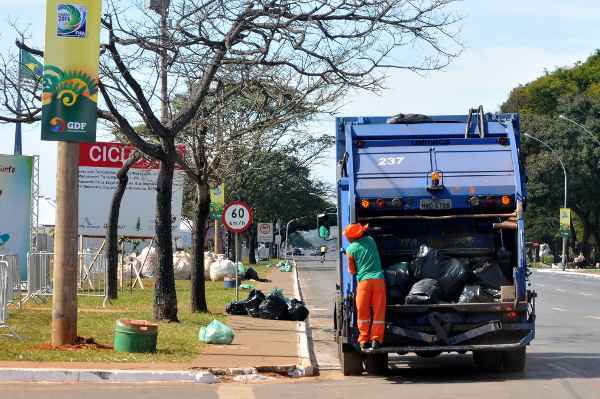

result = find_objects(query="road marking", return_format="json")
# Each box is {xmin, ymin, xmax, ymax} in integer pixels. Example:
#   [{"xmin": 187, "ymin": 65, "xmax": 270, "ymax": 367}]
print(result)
[
  {"xmin": 537, "ymin": 283, "xmax": 545, "ymax": 287},
  {"xmin": 585, "ymin": 315, "xmax": 600, "ymax": 320},
  {"xmin": 310, "ymin": 308, "xmax": 329, "ymax": 312},
  {"xmin": 552, "ymin": 307, "xmax": 567, "ymax": 312},
  {"xmin": 580, "ymin": 292, "xmax": 593, "ymax": 296},
  {"xmin": 555, "ymin": 288, "xmax": 566, "ymax": 293}
]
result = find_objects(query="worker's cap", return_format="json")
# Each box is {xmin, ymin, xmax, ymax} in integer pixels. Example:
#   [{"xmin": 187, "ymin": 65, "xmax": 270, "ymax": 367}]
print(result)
[{"xmin": 344, "ymin": 223, "xmax": 368, "ymax": 240}]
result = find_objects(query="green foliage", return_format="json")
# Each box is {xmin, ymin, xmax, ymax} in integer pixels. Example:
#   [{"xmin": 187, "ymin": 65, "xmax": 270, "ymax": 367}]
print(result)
[{"xmin": 502, "ymin": 50, "xmax": 600, "ymax": 261}]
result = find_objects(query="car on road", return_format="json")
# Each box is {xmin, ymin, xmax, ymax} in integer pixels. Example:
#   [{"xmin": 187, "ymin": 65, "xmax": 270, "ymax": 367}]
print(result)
[{"xmin": 292, "ymin": 248, "xmax": 304, "ymax": 256}]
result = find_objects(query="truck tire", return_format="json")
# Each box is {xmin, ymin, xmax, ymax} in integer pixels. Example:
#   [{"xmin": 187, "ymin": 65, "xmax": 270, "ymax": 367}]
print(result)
[
  {"xmin": 473, "ymin": 350, "xmax": 503, "ymax": 372},
  {"xmin": 365, "ymin": 353, "xmax": 388, "ymax": 375},
  {"xmin": 502, "ymin": 347, "xmax": 526, "ymax": 372},
  {"xmin": 339, "ymin": 342, "xmax": 363, "ymax": 376}
]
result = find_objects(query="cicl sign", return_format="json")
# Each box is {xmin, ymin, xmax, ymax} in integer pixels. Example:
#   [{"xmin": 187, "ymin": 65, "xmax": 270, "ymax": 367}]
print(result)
[
  {"xmin": 257, "ymin": 223, "xmax": 273, "ymax": 243},
  {"xmin": 222, "ymin": 201, "xmax": 253, "ymax": 233}
]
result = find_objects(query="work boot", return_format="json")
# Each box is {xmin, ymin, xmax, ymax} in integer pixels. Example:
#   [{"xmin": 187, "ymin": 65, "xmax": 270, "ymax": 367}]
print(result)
[
  {"xmin": 370, "ymin": 340, "xmax": 381, "ymax": 351},
  {"xmin": 359, "ymin": 342, "xmax": 370, "ymax": 351}
]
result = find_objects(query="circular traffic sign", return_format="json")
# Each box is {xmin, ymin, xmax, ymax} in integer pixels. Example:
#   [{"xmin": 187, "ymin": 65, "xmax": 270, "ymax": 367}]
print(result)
[
  {"xmin": 222, "ymin": 200, "xmax": 253, "ymax": 233},
  {"xmin": 259, "ymin": 223, "xmax": 271, "ymax": 234}
]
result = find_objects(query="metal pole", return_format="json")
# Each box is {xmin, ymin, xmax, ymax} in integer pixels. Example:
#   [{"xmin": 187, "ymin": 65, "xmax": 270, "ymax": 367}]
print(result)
[
  {"xmin": 14, "ymin": 34, "xmax": 23, "ymax": 156},
  {"xmin": 559, "ymin": 115, "xmax": 600, "ymax": 147},
  {"xmin": 234, "ymin": 233, "xmax": 239, "ymax": 301},
  {"xmin": 524, "ymin": 133, "xmax": 568, "ymax": 270}
]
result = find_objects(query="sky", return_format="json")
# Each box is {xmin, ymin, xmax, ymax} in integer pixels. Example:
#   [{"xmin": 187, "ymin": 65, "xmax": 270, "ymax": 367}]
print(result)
[{"xmin": 1, "ymin": 1, "xmax": 600, "ymax": 224}]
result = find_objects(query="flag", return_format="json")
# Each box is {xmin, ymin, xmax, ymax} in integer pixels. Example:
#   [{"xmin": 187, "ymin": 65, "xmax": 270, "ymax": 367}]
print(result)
[{"xmin": 20, "ymin": 49, "xmax": 43, "ymax": 81}]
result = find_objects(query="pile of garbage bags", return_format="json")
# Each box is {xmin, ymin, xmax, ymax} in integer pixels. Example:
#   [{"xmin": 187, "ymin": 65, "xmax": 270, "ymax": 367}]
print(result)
[
  {"xmin": 386, "ymin": 245, "xmax": 512, "ymax": 305},
  {"xmin": 226, "ymin": 288, "xmax": 309, "ymax": 321}
]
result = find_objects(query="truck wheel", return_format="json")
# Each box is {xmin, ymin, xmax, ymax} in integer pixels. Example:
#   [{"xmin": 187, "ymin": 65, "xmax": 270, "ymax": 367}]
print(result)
[
  {"xmin": 365, "ymin": 353, "xmax": 388, "ymax": 375},
  {"xmin": 473, "ymin": 350, "xmax": 503, "ymax": 372},
  {"xmin": 502, "ymin": 347, "xmax": 526, "ymax": 372},
  {"xmin": 339, "ymin": 342, "xmax": 364, "ymax": 376}
]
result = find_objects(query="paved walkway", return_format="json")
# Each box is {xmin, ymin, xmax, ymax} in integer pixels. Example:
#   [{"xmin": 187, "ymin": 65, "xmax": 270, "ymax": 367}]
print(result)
[{"xmin": 194, "ymin": 268, "xmax": 301, "ymax": 368}]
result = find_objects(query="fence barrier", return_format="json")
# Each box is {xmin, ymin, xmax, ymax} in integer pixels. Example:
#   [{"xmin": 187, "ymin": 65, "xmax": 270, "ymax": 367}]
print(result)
[
  {"xmin": 24, "ymin": 251, "xmax": 107, "ymax": 303},
  {"xmin": 0, "ymin": 254, "xmax": 22, "ymax": 307},
  {"xmin": 0, "ymin": 260, "xmax": 20, "ymax": 339}
]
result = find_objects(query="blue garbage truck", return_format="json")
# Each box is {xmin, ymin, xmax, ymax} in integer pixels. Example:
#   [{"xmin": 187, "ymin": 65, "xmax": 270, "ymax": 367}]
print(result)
[{"xmin": 332, "ymin": 108, "xmax": 536, "ymax": 375}]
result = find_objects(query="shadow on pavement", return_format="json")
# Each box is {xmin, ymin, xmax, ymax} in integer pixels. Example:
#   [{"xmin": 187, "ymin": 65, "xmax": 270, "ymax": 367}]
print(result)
[{"xmin": 373, "ymin": 352, "xmax": 600, "ymax": 383}]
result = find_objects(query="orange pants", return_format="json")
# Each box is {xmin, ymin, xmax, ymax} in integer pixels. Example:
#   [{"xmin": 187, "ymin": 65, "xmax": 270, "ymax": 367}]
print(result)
[{"xmin": 356, "ymin": 278, "xmax": 386, "ymax": 344}]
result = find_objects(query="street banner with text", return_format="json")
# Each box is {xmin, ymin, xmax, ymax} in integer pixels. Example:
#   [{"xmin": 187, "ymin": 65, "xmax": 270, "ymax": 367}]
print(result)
[{"xmin": 42, "ymin": 1, "xmax": 102, "ymax": 142}]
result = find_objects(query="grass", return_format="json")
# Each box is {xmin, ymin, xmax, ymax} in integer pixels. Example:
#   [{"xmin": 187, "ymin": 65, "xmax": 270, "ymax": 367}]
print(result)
[{"xmin": 0, "ymin": 261, "xmax": 274, "ymax": 363}]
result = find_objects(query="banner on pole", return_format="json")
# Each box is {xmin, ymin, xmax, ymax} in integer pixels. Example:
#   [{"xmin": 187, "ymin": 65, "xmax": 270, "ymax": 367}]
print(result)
[
  {"xmin": 209, "ymin": 184, "xmax": 225, "ymax": 221},
  {"xmin": 0, "ymin": 154, "xmax": 33, "ymax": 280},
  {"xmin": 42, "ymin": 1, "xmax": 102, "ymax": 142},
  {"xmin": 559, "ymin": 208, "xmax": 571, "ymax": 237}
]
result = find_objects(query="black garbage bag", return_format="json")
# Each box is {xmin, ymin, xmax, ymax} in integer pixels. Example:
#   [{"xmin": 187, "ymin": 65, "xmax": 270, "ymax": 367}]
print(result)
[
  {"xmin": 226, "ymin": 300, "xmax": 248, "ymax": 315},
  {"xmin": 438, "ymin": 258, "xmax": 470, "ymax": 301},
  {"xmin": 258, "ymin": 292, "xmax": 289, "ymax": 320},
  {"xmin": 471, "ymin": 257, "xmax": 510, "ymax": 289},
  {"xmin": 245, "ymin": 289, "xmax": 266, "ymax": 318},
  {"xmin": 245, "ymin": 267, "xmax": 259, "ymax": 281},
  {"xmin": 385, "ymin": 262, "xmax": 411, "ymax": 304},
  {"xmin": 411, "ymin": 248, "xmax": 450, "ymax": 282},
  {"xmin": 458, "ymin": 285, "xmax": 501, "ymax": 303},
  {"xmin": 288, "ymin": 299, "xmax": 310, "ymax": 321},
  {"xmin": 387, "ymin": 288, "xmax": 405, "ymax": 305},
  {"xmin": 405, "ymin": 278, "xmax": 442, "ymax": 305}
]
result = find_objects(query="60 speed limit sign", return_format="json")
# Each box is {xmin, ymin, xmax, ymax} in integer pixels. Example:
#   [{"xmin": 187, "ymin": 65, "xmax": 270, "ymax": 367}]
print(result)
[{"xmin": 222, "ymin": 201, "xmax": 253, "ymax": 233}]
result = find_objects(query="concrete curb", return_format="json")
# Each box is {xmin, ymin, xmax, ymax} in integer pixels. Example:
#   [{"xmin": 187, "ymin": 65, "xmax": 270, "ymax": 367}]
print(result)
[
  {"xmin": 292, "ymin": 259, "xmax": 319, "ymax": 377},
  {"xmin": 0, "ymin": 368, "xmax": 219, "ymax": 383},
  {"xmin": 534, "ymin": 268, "xmax": 600, "ymax": 279}
]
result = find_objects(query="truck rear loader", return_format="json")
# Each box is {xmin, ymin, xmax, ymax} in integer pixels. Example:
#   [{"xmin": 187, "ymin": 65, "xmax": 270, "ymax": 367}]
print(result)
[{"xmin": 333, "ymin": 108, "xmax": 536, "ymax": 375}]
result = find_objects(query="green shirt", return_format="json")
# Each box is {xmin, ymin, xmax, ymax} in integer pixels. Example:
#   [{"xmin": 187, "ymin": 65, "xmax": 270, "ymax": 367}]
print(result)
[{"xmin": 346, "ymin": 236, "xmax": 384, "ymax": 282}]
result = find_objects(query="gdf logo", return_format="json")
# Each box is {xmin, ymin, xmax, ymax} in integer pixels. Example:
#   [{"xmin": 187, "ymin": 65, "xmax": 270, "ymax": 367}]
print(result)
[{"xmin": 67, "ymin": 122, "xmax": 88, "ymax": 131}]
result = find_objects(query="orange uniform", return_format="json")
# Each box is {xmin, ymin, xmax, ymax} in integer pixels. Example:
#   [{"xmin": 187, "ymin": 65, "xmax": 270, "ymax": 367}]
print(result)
[{"xmin": 345, "ymin": 224, "xmax": 386, "ymax": 345}]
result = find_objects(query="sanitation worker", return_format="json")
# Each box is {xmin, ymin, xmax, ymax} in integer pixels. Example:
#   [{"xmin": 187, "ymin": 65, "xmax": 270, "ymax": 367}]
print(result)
[{"xmin": 343, "ymin": 223, "xmax": 386, "ymax": 350}]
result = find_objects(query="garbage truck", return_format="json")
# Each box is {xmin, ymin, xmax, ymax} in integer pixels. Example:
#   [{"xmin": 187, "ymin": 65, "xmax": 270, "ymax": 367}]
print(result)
[{"xmin": 331, "ymin": 108, "xmax": 536, "ymax": 375}]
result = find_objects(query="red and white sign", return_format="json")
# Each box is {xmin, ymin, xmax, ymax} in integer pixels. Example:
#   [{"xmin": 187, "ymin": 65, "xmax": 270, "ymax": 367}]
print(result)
[
  {"xmin": 78, "ymin": 142, "xmax": 185, "ymax": 237},
  {"xmin": 257, "ymin": 222, "xmax": 273, "ymax": 243},
  {"xmin": 222, "ymin": 201, "xmax": 253, "ymax": 233}
]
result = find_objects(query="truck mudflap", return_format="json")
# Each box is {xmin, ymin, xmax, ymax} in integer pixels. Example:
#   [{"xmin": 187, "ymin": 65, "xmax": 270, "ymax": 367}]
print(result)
[{"xmin": 362, "ymin": 322, "xmax": 535, "ymax": 354}]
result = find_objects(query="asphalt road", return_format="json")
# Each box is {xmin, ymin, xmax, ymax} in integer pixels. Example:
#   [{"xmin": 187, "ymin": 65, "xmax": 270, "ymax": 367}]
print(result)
[{"xmin": 4, "ymin": 260, "xmax": 600, "ymax": 399}]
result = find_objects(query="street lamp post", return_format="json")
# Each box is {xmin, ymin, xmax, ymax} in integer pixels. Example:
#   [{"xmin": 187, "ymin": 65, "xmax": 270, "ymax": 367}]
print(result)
[
  {"xmin": 523, "ymin": 133, "xmax": 568, "ymax": 270},
  {"xmin": 559, "ymin": 114, "xmax": 600, "ymax": 147}
]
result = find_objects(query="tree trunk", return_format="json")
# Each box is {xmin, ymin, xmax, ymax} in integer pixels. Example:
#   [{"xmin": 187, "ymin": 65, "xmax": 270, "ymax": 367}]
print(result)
[
  {"xmin": 191, "ymin": 179, "xmax": 210, "ymax": 313},
  {"xmin": 248, "ymin": 225, "xmax": 257, "ymax": 264},
  {"xmin": 153, "ymin": 139, "xmax": 178, "ymax": 322},
  {"xmin": 105, "ymin": 151, "xmax": 140, "ymax": 300}
]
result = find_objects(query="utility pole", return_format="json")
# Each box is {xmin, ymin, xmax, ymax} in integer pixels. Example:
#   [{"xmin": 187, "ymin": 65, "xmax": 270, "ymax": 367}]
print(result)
[
  {"xmin": 14, "ymin": 33, "xmax": 24, "ymax": 156},
  {"xmin": 52, "ymin": 142, "xmax": 79, "ymax": 345}
]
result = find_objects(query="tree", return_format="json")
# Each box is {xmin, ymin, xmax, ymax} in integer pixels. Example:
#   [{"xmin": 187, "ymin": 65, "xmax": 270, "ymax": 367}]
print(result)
[
  {"xmin": 105, "ymin": 150, "xmax": 141, "ymax": 300},
  {"xmin": 502, "ymin": 51, "xmax": 600, "ymax": 263}
]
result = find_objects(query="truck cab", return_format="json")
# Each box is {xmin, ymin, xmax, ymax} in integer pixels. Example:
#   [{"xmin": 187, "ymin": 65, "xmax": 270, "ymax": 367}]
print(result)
[{"xmin": 335, "ymin": 109, "xmax": 536, "ymax": 375}]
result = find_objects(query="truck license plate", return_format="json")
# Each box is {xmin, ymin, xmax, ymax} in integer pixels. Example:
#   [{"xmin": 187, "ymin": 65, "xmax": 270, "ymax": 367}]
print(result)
[{"xmin": 419, "ymin": 199, "xmax": 452, "ymax": 210}]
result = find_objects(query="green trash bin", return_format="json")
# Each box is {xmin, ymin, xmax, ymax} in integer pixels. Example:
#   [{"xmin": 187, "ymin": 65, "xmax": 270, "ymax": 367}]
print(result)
[{"xmin": 114, "ymin": 319, "xmax": 159, "ymax": 353}]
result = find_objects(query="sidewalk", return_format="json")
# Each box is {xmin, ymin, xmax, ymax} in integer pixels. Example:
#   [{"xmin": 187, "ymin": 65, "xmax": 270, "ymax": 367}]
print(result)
[
  {"xmin": 534, "ymin": 268, "xmax": 600, "ymax": 279},
  {"xmin": 0, "ymin": 265, "xmax": 312, "ymax": 382},
  {"xmin": 194, "ymin": 267, "xmax": 302, "ymax": 369}
]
